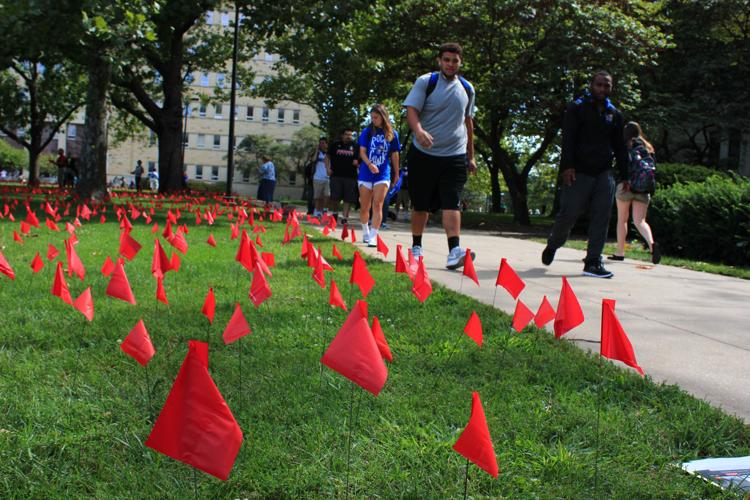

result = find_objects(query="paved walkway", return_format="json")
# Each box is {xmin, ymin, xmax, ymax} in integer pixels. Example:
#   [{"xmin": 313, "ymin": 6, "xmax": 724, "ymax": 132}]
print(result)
[{"xmin": 343, "ymin": 220, "xmax": 750, "ymax": 422}]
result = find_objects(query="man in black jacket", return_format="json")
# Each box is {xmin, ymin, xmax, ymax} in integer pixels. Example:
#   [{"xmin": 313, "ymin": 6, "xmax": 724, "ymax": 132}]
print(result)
[{"xmin": 542, "ymin": 71, "xmax": 627, "ymax": 278}]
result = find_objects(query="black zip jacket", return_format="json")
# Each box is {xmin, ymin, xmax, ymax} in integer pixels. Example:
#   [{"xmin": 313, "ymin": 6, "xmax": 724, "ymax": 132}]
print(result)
[{"xmin": 560, "ymin": 97, "xmax": 628, "ymax": 178}]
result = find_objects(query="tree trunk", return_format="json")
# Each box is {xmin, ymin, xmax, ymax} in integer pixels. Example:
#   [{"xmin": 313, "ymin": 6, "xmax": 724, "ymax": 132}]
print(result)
[
  {"xmin": 27, "ymin": 148, "xmax": 40, "ymax": 187},
  {"xmin": 157, "ymin": 115, "xmax": 185, "ymax": 193},
  {"xmin": 506, "ymin": 176, "xmax": 531, "ymax": 226},
  {"xmin": 78, "ymin": 55, "xmax": 111, "ymax": 199},
  {"xmin": 489, "ymin": 165, "xmax": 504, "ymax": 212}
]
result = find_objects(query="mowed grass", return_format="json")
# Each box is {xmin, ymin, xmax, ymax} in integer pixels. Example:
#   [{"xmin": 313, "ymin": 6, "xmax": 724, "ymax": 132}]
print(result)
[{"xmin": 0, "ymin": 199, "xmax": 748, "ymax": 498}]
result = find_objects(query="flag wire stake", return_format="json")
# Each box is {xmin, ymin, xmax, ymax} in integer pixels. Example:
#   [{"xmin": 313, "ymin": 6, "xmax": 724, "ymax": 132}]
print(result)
[
  {"xmin": 344, "ymin": 382, "xmax": 357, "ymax": 499},
  {"xmin": 462, "ymin": 458, "xmax": 470, "ymax": 500},
  {"xmin": 593, "ymin": 353, "xmax": 603, "ymax": 496}
]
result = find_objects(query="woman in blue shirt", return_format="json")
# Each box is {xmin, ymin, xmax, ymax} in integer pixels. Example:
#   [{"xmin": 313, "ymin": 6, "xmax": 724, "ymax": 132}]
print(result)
[
  {"xmin": 257, "ymin": 155, "xmax": 276, "ymax": 204},
  {"xmin": 358, "ymin": 103, "xmax": 401, "ymax": 246}
]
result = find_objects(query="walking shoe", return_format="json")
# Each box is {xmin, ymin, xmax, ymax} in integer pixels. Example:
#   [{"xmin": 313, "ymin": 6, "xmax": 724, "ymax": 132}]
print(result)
[
  {"xmin": 583, "ymin": 262, "xmax": 614, "ymax": 278},
  {"xmin": 411, "ymin": 245, "xmax": 423, "ymax": 260},
  {"xmin": 340, "ymin": 217, "xmax": 347, "ymax": 225},
  {"xmin": 651, "ymin": 242, "xmax": 661, "ymax": 265},
  {"xmin": 446, "ymin": 247, "xmax": 475, "ymax": 270},
  {"xmin": 541, "ymin": 246, "xmax": 556, "ymax": 266},
  {"xmin": 607, "ymin": 254, "xmax": 625, "ymax": 261},
  {"xmin": 368, "ymin": 239, "xmax": 377, "ymax": 248}
]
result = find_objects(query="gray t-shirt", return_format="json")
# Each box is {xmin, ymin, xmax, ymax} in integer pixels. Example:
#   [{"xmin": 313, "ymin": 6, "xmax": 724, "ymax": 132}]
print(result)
[{"xmin": 402, "ymin": 72, "xmax": 475, "ymax": 157}]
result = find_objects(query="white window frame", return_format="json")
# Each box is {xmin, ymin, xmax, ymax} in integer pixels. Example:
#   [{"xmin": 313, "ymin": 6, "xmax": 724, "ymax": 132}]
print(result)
[
  {"xmin": 195, "ymin": 165, "xmax": 203, "ymax": 180},
  {"xmin": 246, "ymin": 106, "xmax": 254, "ymax": 121},
  {"xmin": 216, "ymin": 73, "xmax": 225, "ymax": 88},
  {"xmin": 262, "ymin": 107, "xmax": 269, "ymax": 122},
  {"xmin": 197, "ymin": 134, "xmax": 206, "ymax": 148},
  {"xmin": 213, "ymin": 135, "xmax": 221, "ymax": 149},
  {"xmin": 293, "ymin": 109, "xmax": 300, "ymax": 124},
  {"xmin": 221, "ymin": 12, "xmax": 229, "ymax": 26},
  {"xmin": 199, "ymin": 104, "xmax": 207, "ymax": 117},
  {"xmin": 214, "ymin": 104, "xmax": 223, "ymax": 119},
  {"xmin": 277, "ymin": 108, "xmax": 285, "ymax": 123},
  {"xmin": 67, "ymin": 124, "xmax": 76, "ymax": 138},
  {"xmin": 211, "ymin": 166, "xmax": 219, "ymax": 180},
  {"xmin": 200, "ymin": 73, "xmax": 210, "ymax": 87}
]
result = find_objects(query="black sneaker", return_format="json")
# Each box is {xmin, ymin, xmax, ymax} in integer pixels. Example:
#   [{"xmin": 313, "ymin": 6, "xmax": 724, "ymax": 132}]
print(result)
[
  {"xmin": 583, "ymin": 262, "xmax": 614, "ymax": 278},
  {"xmin": 542, "ymin": 246, "xmax": 556, "ymax": 266}
]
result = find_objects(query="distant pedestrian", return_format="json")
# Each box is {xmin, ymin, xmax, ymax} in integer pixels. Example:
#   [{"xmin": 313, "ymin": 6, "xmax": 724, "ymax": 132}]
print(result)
[
  {"xmin": 328, "ymin": 128, "xmax": 359, "ymax": 224},
  {"xmin": 542, "ymin": 70, "xmax": 628, "ymax": 278},
  {"xmin": 50, "ymin": 149, "xmax": 67, "ymax": 188},
  {"xmin": 608, "ymin": 121, "xmax": 661, "ymax": 264},
  {"xmin": 148, "ymin": 163, "xmax": 159, "ymax": 191},
  {"xmin": 312, "ymin": 137, "xmax": 329, "ymax": 218},
  {"xmin": 257, "ymin": 155, "xmax": 276, "ymax": 205},
  {"xmin": 66, "ymin": 157, "xmax": 78, "ymax": 187},
  {"xmin": 131, "ymin": 160, "xmax": 144, "ymax": 192},
  {"xmin": 403, "ymin": 42, "xmax": 477, "ymax": 269},
  {"xmin": 357, "ymin": 104, "xmax": 401, "ymax": 247}
]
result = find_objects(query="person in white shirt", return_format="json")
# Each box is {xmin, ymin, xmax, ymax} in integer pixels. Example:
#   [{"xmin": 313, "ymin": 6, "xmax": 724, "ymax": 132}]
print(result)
[{"xmin": 312, "ymin": 138, "xmax": 329, "ymax": 217}]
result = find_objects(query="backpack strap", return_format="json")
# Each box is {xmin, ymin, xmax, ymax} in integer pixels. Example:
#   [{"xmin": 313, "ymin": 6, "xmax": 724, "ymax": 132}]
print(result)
[{"xmin": 423, "ymin": 72, "xmax": 473, "ymax": 108}]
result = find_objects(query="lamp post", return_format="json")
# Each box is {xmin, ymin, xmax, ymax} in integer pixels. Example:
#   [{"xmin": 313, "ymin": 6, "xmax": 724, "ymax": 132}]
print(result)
[
  {"xmin": 225, "ymin": 6, "xmax": 241, "ymax": 199},
  {"xmin": 181, "ymin": 95, "xmax": 201, "ymax": 187}
]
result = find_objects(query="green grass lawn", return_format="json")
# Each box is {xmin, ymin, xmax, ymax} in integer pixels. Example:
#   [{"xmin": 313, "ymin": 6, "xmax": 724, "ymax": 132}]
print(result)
[{"xmin": 0, "ymin": 199, "xmax": 748, "ymax": 497}]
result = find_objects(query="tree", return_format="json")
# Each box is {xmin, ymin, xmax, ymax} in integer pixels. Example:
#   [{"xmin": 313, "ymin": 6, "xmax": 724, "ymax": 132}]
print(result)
[{"xmin": 235, "ymin": 134, "xmax": 290, "ymax": 178}]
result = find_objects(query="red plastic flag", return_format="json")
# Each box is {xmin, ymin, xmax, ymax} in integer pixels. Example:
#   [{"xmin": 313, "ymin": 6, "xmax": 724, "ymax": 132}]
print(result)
[
  {"xmin": 340, "ymin": 224, "xmax": 349, "ymax": 241},
  {"xmin": 201, "ymin": 287, "xmax": 216, "ymax": 324},
  {"xmin": 553, "ymin": 277, "xmax": 584, "ymax": 338},
  {"xmin": 151, "ymin": 222, "xmax": 159, "ymax": 234},
  {"xmin": 168, "ymin": 228, "xmax": 188, "ymax": 255},
  {"xmin": 207, "ymin": 234, "xmax": 217, "ymax": 247},
  {"xmin": 73, "ymin": 287, "xmax": 94, "ymax": 321},
  {"xmin": 453, "ymin": 392, "xmax": 499, "ymax": 478},
  {"xmin": 20, "ymin": 221, "xmax": 31, "ymax": 235},
  {"xmin": 106, "ymin": 261, "xmax": 136, "ymax": 305},
  {"xmin": 0, "ymin": 250, "xmax": 16, "ymax": 280},
  {"xmin": 45, "ymin": 218, "xmax": 60, "ymax": 232},
  {"xmin": 321, "ymin": 300, "xmax": 388, "ymax": 396},
  {"xmin": 152, "ymin": 238, "xmax": 172, "ymax": 279},
  {"xmin": 328, "ymin": 279, "xmax": 347, "ymax": 311},
  {"xmin": 395, "ymin": 244, "xmax": 408, "ymax": 274},
  {"xmin": 312, "ymin": 248, "xmax": 326, "ymax": 289},
  {"xmin": 145, "ymin": 341, "xmax": 243, "ymax": 481},
  {"xmin": 170, "ymin": 252, "xmax": 181, "ymax": 272},
  {"xmin": 101, "ymin": 255, "xmax": 116, "ymax": 277},
  {"xmin": 411, "ymin": 258, "xmax": 432, "ymax": 303},
  {"xmin": 13, "ymin": 230, "xmax": 23, "ymax": 244},
  {"xmin": 261, "ymin": 252, "xmax": 275, "ymax": 268},
  {"xmin": 47, "ymin": 243, "xmax": 59, "ymax": 261},
  {"xmin": 511, "ymin": 299, "xmax": 535, "ymax": 333},
  {"xmin": 463, "ymin": 311, "xmax": 483, "ymax": 347},
  {"xmin": 119, "ymin": 230, "xmax": 142, "ymax": 260},
  {"xmin": 156, "ymin": 276, "xmax": 169, "ymax": 305},
  {"xmin": 222, "ymin": 303, "xmax": 251, "ymax": 345},
  {"xmin": 406, "ymin": 248, "xmax": 418, "ymax": 278},
  {"xmin": 332, "ymin": 244, "xmax": 343, "ymax": 261},
  {"xmin": 534, "ymin": 295, "xmax": 556, "ymax": 328},
  {"xmin": 601, "ymin": 299, "xmax": 644, "ymax": 376},
  {"xmin": 25, "ymin": 209, "xmax": 40, "ymax": 228},
  {"xmin": 65, "ymin": 239, "xmax": 86, "ymax": 281},
  {"xmin": 249, "ymin": 263, "xmax": 272, "ymax": 307},
  {"xmin": 350, "ymin": 227, "xmax": 357, "ymax": 243},
  {"xmin": 463, "ymin": 248, "xmax": 479, "ymax": 286},
  {"xmin": 495, "ymin": 258, "xmax": 525, "ymax": 299},
  {"xmin": 370, "ymin": 316, "xmax": 393, "ymax": 362},
  {"xmin": 51, "ymin": 262, "xmax": 72, "ymax": 304},
  {"xmin": 349, "ymin": 251, "xmax": 375, "ymax": 298},
  {"xmin": 376, "ymin": 235, "xmax": 389, "ymax": 257},
  {"xmin": 30, "ymin": 252, "xmax": 44, "ymax": 273}
]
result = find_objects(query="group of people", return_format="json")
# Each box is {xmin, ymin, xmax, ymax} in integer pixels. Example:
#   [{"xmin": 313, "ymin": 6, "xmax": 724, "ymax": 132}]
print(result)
[
  {"xmin": 130, "ymin": 160, "xmax": 159, "ymax": 192},
  {"xmin": 51, "ymin": 149, "xmax": 77, "ymax": 188}
]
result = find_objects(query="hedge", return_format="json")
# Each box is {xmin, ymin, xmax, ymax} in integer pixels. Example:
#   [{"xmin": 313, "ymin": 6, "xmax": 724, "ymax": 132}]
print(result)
[{"xmin": 656, "ymin": 163, "xmax": 725, "ymax": 189}]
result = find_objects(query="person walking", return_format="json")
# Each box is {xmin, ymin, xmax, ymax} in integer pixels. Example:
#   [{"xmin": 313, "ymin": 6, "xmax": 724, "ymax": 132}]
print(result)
[
  {"xmin": 402, "ymin": 42, "xmax": 477, "ymax": 270},
  {"xmin": 148, "ymin": 162, "xmax": 159, "ymax": 191},
  {"xmin": 131, "ymin": 160, "xmax": 144, "ymax": 193},
  {"xmin": 608, "ymin": 121, "xmax": 661, "ymax": 264},
  {"xmin": 357, "ymin": 104, "xmax": 401, "ymax": 247},
  {"xmin": 328, "ymin": 128, "xmax": 359, "ymax": 224},
  {"xmin": 312, "ymin": 138, "xmax": 329, "ymax": 218},
  {"xmin": 541, "ymin": 70, "xmax": 628, "ymax": 278},
  {"xmin": 50, "ymin": 149, "xmax": 67, "ymax": 188},
  {"xmin": 257, "ymin": 155, "xmax": 276, "ymax": 205}
]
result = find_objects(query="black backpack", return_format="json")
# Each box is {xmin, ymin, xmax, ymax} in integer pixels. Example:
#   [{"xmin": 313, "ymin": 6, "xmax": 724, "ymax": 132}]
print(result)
[{"xmin": 628, "ymin": 142, "xmax": 656, "ymax": 194}]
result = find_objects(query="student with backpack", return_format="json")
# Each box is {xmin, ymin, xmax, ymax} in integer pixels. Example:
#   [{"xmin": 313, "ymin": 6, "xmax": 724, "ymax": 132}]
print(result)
[{"xmin": 608, "ymin": 121, "xmax": 660, "ymax": 264}]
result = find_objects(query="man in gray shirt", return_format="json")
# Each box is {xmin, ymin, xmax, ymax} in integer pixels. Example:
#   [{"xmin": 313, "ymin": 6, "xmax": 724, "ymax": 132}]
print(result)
[{"xmin": 402, "ymin": 42, "xmax": 477, "ymax": 269}]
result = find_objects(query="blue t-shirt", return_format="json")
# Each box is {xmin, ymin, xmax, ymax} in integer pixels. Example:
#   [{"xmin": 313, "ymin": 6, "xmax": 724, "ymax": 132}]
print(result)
[
  {"xmin": 259, "ymin": 161, "xmax": 275, "ymax": 181},
  {"xmin": 357, "ymin": 128, "xmax": 401, "ymax": 183}
]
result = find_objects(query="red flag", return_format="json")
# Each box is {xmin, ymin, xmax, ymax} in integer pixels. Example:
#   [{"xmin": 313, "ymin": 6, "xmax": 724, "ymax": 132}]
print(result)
[
  {"xmin": 370, "ymin": 316, "xmax": 393, "ymax": 362},
  {"xmin": 13, "ymin": 230, "xmax": 23, "ymax": 244},
  {"xmin": 223, "ymin": 303, "xmax": 251, "ymax": 344},
  {"xmin": 464, "ymin": 311, "xmax": 483, "ymax": 347},
  {"xmin": 495, "ymin": 258, "xmax": 525, "ymax": 299},
  {"xmin": 411, "ymin": 258, "xmax": 432, "ymax": 303},
  {"xmin": 376, "ymin": 235, "xmax": 389, "ymax": 257},
  {"xmin": 395, "ymin": 244, "xmax": 408, "ymax": 274},
  {"xmin": 0, "ymin": 250, "xmax": 15, "ymax": 280},
  {"xmin": 511, "ymin": 299, "xmax": 535, "ymax": 333},
  {"xmin": 332, "ymin": 244, "xmax": 343, "ymax": 261},
  {"xmin": 321, "ymin": 300, "xmax": 388, "ymax": 396},
  {"xmin": 152, "ymin": 239, "xmax": 172, "ymax": 279},
  {"xmin": 73, "ymin": 287, "xmax": 94, "ymax": 321},
  {"xmin": 553, "ymin": 277, "xmax": 584, "ymax": 338},
  {"xmin": 340, "ymin": 224, "xmax": 349, "ymax": 241},
  {"xmin": 156, "ymin": 276, "xmax": 169, "ymax": 304},
  {"xmin": 261, "ymin": 252, "xmax": 275, "ymax": 267},
  {"xmin": 534, "ymin": 295, "xmax": 556, "ymax": 328},
  {"xmin": 151, "ymin": 222, "xmax": 159, "ymax": 234},
  {"xmin": 349, "ymin": 251, "xmax": 375, "ymax": 298},
  {"xmin": 101, "ymin": 255, "xmax": 116, "ymax": 277},
  {"xmin": 170, "ymin": 252, "xmax": 181, "ymax": 272},
  {"xmin": 312, "ymin": 248, "xmax": 326, "ymax": 289},
  {"xmin": 106, "ymin": 261, "xmax": 136, "ymax": 304},
  {"xmin": 249, "ymin": 263, "xmax": 272, "ymax": 307},
  {"xmin": 20, "ymin": 220, "xmax": 31, "ymax": 234},
  {"xmin": 207, "ymin": 234, "xmax": 217, "ymax": 247},
  {"xmin": 30, "ymin": 252, "xmax": 44, "ymax": 273},
  {"xmin": 45, "ymin": 218, "xmax": 60, "ymax": 232},
  {"xmin": 601, "ymin": 299, "xmax": 644, "ymax": 376},
  {"xmin": 300, "ymin": 233, "xmax": 309, "ymax": 259},
  {"xmin": 463, "ymin": 247, "xmax": 479, "ymax": 286},
  {"xmin": 51, "ymin": 262, "xmax": 72, "ymax": 304},
  {"xmin": 453, "ymin": 392, "xmax": 499, "ymax": 478},
  {"xmin": 121, "ymin": 319, "xmax": 155, "ymax": 366},
  {"xmin": 201, "ymin": 287, "xmax": 216, "ymax": 324},
  {"xmin": 65, "ymin": 238, "xmax": 85, "ymax": 281},
  {"xmin": 406, "ymin": 248, "xmax": 418, "ymax": 278},
  {"xmin": 46, "ymin": 244, "xmax": 59, "ymax": 261},
  {"xmin": 145, "ymin": 341, "xmax": 243, "ymax": 480},
  {"xmin": 328, "ymin": 279, "xmax": 347, "ymax": 311},
  {"xmin": 168, "ymin": 228, "xmax": 188, "ymax": 254},
  {"xmin": 119, "ymin": 230, "xmax": 142, "ymax": 260},
  {"xmin": 350, "ymin": 227, "xmax": 357, "ymax": 243}
]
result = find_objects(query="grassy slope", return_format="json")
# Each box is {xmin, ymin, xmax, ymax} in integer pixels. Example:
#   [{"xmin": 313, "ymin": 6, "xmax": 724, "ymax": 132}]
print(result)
[{"xmin": 0, "ymin": 202, "xmax": 748, "ymax": 498}]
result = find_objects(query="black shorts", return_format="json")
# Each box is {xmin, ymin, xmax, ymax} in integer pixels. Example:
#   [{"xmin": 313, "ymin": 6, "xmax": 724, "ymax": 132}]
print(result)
[
  {"xmin": 329, "ymin": 176, "xmax": 359, "ymax": 203},
  {"xmin": 407, "ymin": 147, "xmax": 467, "ymax": 211}
]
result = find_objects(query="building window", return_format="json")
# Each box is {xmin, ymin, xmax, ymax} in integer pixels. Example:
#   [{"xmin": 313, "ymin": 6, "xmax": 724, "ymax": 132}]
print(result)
[
  {"xmin": 221, "ymin": 12, "xmax": 229, "ymax": 26},
  {"xmin": 184, "ymin": 73, "xmax": 195, "ymax": 85},
  {"xmin": 289, "ymin": 171, "xmax": 296, "ymax": 185},
  {"xmin": 293, "ymin": 109, "xmax": 300, "ymax": 124},
  {"xmin": 277, "ymin": 108, "xmax": 285, "ymax": 123},
  {"xmin": 67, "ymin": 124, "xmax": 76, "ymax": 138},
  {"xmin": 211, "ymin": 166, "xmax": 219, "ymax": 180},
  {"xmin": 199, "ymin": 104, "xmax": 207, "ymax": 117},
  {"xmin": 182, "ymin": 133, "xmax": 189, "ymax": 146},
  {"xmin": 148, "ymin": 131, "xmax": 156, "ymax": 146},
  {"xmin": 205, "ymin": 12, "xmax": 213, "ymax": 24},
  {"xmin": 200, "ymin": 73, "xmax": 210, "ymax": 87},
  {"xmin": 147, "ymin": 161, "xmax": 156, "ymax": 171},
  {"xmin": 264, "ymin": 52, "xmax": 274, "ymax": 62},
  {"xmin": 214, "ymin": 104, "xmax": 223, "ymax": 119},
  {"xmin": 197, "ymin": 134, "xmax": 205, "ymax": 148},
  {"xmin": 242, "ymin": 170, "xmax": 250, "ymax": 182},
  {"xmin": 195, "ymin": 165, "xmax": 203, "ymax": 180},
  {"xmin": 246, "ymin": 106, "xmax": 254, "ymax": 121},
  {"xmin": 213, "ymin": 135, "xmax": 221, "ymax": 149},
  {"xmin": 262, "ymin": 108, "xmax": 269, "ymax": 122},
  {"xmin": 216, "ymin": 73, "xmax": 225, "ymax": 88}
]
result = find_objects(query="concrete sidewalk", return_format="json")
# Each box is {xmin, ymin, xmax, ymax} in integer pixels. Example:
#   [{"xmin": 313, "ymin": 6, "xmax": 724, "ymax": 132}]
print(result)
[{"xmin": 350, "ymin": 220, "xmax": 750, "ymax": 422}]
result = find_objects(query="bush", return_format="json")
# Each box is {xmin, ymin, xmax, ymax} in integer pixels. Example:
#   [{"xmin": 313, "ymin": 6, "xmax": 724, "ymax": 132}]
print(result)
[
  {"xmin": 186, "ymin": 180, "xmax": 227, "ymax": 194},
  {"xmin": 649, "ymin": 176, "xmax": 750, "ymax": 265},
  {"xmin": 656, "ymin": 163, "xmax": 725, "ymax": 189}
]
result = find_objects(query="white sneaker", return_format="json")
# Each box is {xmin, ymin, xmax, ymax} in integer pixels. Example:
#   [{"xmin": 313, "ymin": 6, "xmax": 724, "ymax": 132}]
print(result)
[
  {"xmin": 411, "ymin": 245, "xmax": 423, "ymax": 259},
  {"xmin": 446, "ymin": 247, "xmax": 475, "ymax": 270},
  {"xmin": 368, "ymin": 239, "xmax": 377, "ymax": 247}
]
